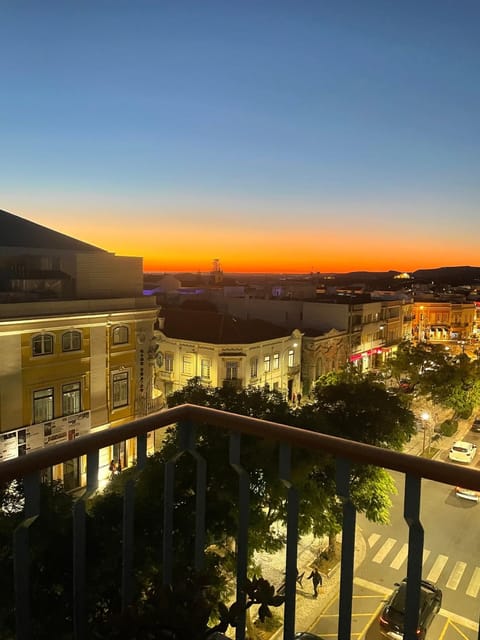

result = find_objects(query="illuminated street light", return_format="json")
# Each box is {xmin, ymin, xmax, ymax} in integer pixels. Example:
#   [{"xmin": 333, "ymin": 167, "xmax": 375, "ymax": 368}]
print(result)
[{"xmin": 421, "ymin": 411, "xmax": 431, "ymax": 455}]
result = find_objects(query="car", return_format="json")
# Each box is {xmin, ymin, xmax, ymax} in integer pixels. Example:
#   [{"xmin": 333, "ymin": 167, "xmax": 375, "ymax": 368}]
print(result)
[
  {"xmin": 471, "ymin": 416, "xmax": 480, "ymax": 432},
  {"xmin": 379, "ymin": 578, "xmax": 442, "ymax": 639},
  {"xmin": 448, "ymin": 440, "xmax": 477, "ymax": 463},
  {"xmin": 455, "ymin": 486, "xmax": 480, "ymax": 502},
  {"xmin": 399, "ymin": 379, "xmax": 415, "ymax": 393}
]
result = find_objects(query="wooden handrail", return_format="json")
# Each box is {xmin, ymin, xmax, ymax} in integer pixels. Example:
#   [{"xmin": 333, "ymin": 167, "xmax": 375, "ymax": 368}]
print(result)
[{"xmin": 1, "ymin": 403, "xmax": 479, "ymax": 491}]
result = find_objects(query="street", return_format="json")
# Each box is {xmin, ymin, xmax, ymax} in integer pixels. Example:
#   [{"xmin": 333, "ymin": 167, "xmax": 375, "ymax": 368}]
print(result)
[{"xmin": 309, "ymin": 469, "xmax": 480, "ymax": 639}]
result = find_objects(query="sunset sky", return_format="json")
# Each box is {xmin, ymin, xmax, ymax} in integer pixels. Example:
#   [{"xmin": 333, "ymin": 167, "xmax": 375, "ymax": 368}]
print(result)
[{"xmin": 1, "ymin": 1, "xmax": 479, "ymax": 274}]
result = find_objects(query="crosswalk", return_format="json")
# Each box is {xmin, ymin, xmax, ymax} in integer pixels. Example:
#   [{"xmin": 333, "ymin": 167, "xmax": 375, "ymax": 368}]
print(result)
[{"xmin": 367, "ymin": 533, "xmax": 480, "ymax": 598}]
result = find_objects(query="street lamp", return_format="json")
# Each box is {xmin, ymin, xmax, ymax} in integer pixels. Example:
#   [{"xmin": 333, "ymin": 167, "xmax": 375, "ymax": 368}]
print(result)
[{"xmin": 421, "ymin": 411, "xmax": 430, "ymax": 455}]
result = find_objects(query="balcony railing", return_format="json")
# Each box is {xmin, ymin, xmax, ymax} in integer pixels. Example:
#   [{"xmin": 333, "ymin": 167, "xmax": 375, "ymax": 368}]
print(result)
[{"xmin": 1, "ymin": 404, "xmax": 480, "ymax": 640}]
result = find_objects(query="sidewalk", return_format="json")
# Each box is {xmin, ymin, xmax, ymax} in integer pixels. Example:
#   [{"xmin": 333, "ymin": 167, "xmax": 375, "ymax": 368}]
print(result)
[
  {"xmin": 403, "ymin": 415, "xmax": 473, "ymax": 458},
  {"xmin": 266, "ymin": 529, "xmax": 366, "ymax": 639}
]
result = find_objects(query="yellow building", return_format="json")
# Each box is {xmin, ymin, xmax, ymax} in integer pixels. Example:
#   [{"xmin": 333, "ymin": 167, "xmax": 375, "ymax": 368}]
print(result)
[
  {"xmin": 413, "ymin": 300, "xmax": 476, "ymax": 342},
  {"xmin": 0, "ymin": 209, "xmax": 159, "ymax": 489}
]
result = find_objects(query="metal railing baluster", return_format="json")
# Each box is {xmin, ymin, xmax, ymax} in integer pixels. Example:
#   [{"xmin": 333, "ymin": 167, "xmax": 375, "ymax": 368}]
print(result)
[
  {"xmin": 336, "ymin": 457, "xmax": 356, "ymax": 640},
  {"xmin": 121, "ymin": 478, "xmax": 135, "ymax": 611},
  {"xmin": 72, "ymin": 497, "xmax": 87, "ymax": 640},
  {"xmin": 13, "ymin": 472, "xmax": 40, "ymax": 640},
  {"xmin": 136, "ymin": 432, "xmax": 147, "ymax": 470},
  {"xmin": 229, "ymin": 432, "xmax": 249, "ymax": 640},
  {"xmin": 279, "ymin": 443, "xmax": 299, "ymax": 640},
  {"xmin": 404, "ymin": 473, "xmax": 423, "ymax": 640}
]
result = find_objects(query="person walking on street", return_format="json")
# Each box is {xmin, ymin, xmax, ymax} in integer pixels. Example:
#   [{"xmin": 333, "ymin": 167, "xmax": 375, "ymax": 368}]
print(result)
[{"xmin": 307, "ymin": 568, "xmax": 322, "ymax": 598}]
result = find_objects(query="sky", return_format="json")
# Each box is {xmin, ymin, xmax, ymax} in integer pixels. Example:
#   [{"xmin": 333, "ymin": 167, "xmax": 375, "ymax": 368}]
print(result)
[{"xmin": 1, "ymin": 1, "xmax": 479, "ymax": 274}]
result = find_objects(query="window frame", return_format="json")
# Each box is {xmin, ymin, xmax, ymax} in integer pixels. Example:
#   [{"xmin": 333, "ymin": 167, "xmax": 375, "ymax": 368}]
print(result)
[
  {"xmin": 182, "ymin": 354, "xmax": 193, "ymax": 375},
  {"xmin": 165, "ymin": 352, "xmax": 174, "ymax": 372},
  {"xmin": 225, "ymin": 360, "xmax": 239, "ymax": 380},
  {"xmin": 112, "ymin": 325, "xmax": 129, "ymax": 345},
  {"xmin": 33, "ymin": 387, "xmax": 54, "ymax": 423},
  {"xmin": 200, "ymin": 358, "xmax": 211, "ymax": 380},
  {"xmin": 62, "ymin": 381, "xmax": 81, "ymax": 416},
  {"xmin": 112, "ymin": 371, "xmax": 129, "ymax": 409},
  {"xmin": 250, "ymin": 357, "xmax": 258, "ymax": 378},
  {"xmin": 264, "ymin": 355, "xmax": 271, "ymax": 373},
  {"xmin": 288, "ymin": 349, "xmax": 295, "ymax": 367},
  {"xmin": 273, "ymin": 352, "xmax": 280, "ymax": 370},
  {"xmin": 62, "ymin": 330, "xmax": 82, "ymax": 352},
  {"xmin": 32, "ymin": 333, "xmax": 55, "ymax": 357}
]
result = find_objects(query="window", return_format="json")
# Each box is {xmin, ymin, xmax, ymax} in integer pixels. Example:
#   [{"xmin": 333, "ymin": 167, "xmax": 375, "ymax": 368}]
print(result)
[
  {"xmin": 200, "ymin": 358, "xmax": 211, "ymax": 379},
  {"xmin": 62, "ymin": 330, "xmax": 82, "ymax": 352},
  {"xmin": 264, "ymin": 355, "xmax": 271, "ymax": 373},
  {"xmin": 62, "ymin": 382, "xmax": 81, "ymax": 416},
  {"xmin": 288, "ymin": 349, "xmax": 295, "ymax": 367},
  {"xmin": 32, "ymin": 333, "xmax": 54, "ymax": 356},
  {"xmin": 112, "ymin": 325, "xmax": 129, "ymax": 345},
  {"xmin": 273, "ymin": 353, "xmax": 280, "ymax": 370},
  {"xmin": 165, "ymin": 352, "xmax": 174, "ymax": 372},
  {"xmin": 226, "ymin": 361, "xmax": 239, "ymax": 380},
  {"xmin": 112, "ymin": 371, "xmax": 129, "ymax": 408},
  {"xmin": 250, "ymin": 357, "xmax": 258, "ymax": 378},
  {"xmin": 182, "ymin": 355, "xmax": 192, "ymax": 375},
  {"xmin": 33, "ymin": 388, "xmax": 54, "ymax": 423}
]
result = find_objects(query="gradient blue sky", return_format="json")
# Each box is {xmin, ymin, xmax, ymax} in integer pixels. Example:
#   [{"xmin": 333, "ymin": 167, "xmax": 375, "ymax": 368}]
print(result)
[{"xmin": 1, "ymin": 1, "xmax": 479, "ymax": 272}]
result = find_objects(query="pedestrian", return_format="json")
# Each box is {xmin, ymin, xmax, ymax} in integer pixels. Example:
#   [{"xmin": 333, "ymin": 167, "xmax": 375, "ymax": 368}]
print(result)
[
  {"xmin": 116, "ymin": 460, "xmax": 122, "ymax": 474},
  {"xmin": 296, "ymin": 568, "xmax": 304, "ymax": 587},
  {"xmin": 307, "ymin": 568, "xmax": 322, "ymax": 598},
  {"xmin": 108, "ymin": 460, "xmax": 116, "ymax": 479},
  {"xmin": 296, "ymin": 392, "xmax": 302, "ymax": 405}
]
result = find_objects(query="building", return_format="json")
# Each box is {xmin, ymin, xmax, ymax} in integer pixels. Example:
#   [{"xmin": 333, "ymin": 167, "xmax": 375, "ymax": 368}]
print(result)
[
  {"xmin": 217, "ymin": 295, "xmax": 413, "ymax": 373},
  {"xmin": 0, "ymin": 209, "xmax": 159, "ymax": 489},
  {"xmin": 153, "ymin": 307, "xmax": 302, "ymax": 402},
  {"xmin": 413, "ymin": 300, "xmax": 476, "ymax": 343}
]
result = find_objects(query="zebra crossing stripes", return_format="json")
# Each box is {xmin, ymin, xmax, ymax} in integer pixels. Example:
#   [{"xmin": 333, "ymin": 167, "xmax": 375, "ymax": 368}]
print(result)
[
  {"xmin": 422, "ymin": 549, "xmax": 431, "ymax": 565},
  {"xmin": 466, "ymin": 567, "xmax": 480, "ymax": 598},
  {"xmin": 366, "ymin": 534, "xmax": 478, "ymax": 598},
  {"xmin": 426, "ymin": 554, "xmax": 448, "ymax": 583},
  {"xmin": 368, "ymin": 533, "xmax": 381, "ymax": 548},
  {"xmin": 372, "ymin": 537, "xmax": 396, "ymax": 563},
  {"xmin": 446, "ymin": 561, "xmax": 467, "ymax": 590},
  {"xmin": 390, "ymin": 543, "xmax": 408, "ymax": 570}
]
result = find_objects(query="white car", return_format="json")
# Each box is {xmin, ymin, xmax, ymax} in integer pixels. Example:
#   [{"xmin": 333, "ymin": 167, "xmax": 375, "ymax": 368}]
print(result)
[
  {"xmin": 455, "ymin": 486, "xmax": 480, "ymax": 502},
  {"xmin": 449, "ymin": 441, "xmax": 477, "ymax": 464}
]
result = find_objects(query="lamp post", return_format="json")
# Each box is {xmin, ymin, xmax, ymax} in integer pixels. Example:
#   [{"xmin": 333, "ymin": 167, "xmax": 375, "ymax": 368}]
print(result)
[{"xmin": 421, "ymin": 411, "xmax": 430, "ymax": 455}]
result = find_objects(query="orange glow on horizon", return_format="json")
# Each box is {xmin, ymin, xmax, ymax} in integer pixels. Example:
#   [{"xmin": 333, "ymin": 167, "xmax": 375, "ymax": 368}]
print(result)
[{"xmin": 6, "ymin": 202, "xmax": 479, "ymax": 275}]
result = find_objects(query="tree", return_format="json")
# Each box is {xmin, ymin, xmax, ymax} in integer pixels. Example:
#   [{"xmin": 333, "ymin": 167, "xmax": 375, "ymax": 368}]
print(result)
[{"xmin": 383, "ymin": 341, "xmax": 480, "ymax": 419}]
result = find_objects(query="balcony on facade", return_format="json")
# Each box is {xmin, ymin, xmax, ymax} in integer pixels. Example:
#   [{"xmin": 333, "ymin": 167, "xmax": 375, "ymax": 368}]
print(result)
[{"xmin": 1, "ymin": 404, "xmax": 480, "ymax": 640}]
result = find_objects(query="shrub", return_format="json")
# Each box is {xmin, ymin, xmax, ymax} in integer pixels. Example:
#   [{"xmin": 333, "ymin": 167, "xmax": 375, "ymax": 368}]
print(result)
[{"xmin": 439, "ymin": 419, "xmax": 458, "ymax": 437}]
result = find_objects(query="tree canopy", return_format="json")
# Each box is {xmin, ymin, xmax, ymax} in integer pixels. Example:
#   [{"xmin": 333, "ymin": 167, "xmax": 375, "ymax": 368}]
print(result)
[{"xmin": 0, "ymin": 373, "xmax": 416, "ymax": 638}]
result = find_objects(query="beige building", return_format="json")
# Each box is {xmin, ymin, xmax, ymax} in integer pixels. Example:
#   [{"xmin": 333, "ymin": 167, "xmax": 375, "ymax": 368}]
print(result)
[
  {"xmin": 153, "ymin": 308, "xmax": 302, "ymax": 402},
  {"xmin": 0, "ymin": 209, "xmax": 159, "ymax": 489},
  {"xmin": 218, "ymin": 295, "xmax": 413, "ymax": 373}
]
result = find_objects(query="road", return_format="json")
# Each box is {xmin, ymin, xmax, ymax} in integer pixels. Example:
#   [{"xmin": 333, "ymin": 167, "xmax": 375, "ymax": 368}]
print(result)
[{"xmin": 310, "ymin": 468, "xmax": 480, "ymax": 639}]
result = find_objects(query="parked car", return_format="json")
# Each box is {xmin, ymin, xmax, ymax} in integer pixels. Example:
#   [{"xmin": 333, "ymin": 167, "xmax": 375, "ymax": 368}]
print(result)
[
  {"xmin": 399, "ymin": 379, "xmax": 415, "ymax": 393},
  {"xmin": 379, "ymin": 578, "xmax": 442, "ymax": 639},
  {"xmin": 455, "ymin": 486, "xmax": 480, "ymax": 502},
  {"xmin": 448, "ymin": 440, "xmax": 477, "ymax": 463},
  {"xmin": 471, "ymin": 416, "xmax": 480, "ymax": 432}
]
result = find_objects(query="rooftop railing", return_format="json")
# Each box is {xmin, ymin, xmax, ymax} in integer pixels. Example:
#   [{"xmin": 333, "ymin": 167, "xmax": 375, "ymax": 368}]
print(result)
[{"xmin": 1, "ymin": 403, "xmax": 480, "ymax": 640}]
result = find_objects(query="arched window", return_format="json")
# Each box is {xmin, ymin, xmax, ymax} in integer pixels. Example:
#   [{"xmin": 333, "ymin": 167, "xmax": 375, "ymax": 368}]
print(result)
[
  {"xmin": 62, "ymin": 330, "xmax": 82, "ymax": 352},
  {"xmin": 112, "ymin": 325, "xmax": 129, "ymax": 345},
  {"xmin": 32, "ymin": 333, "xmax": 54, "ymax": 356}
]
